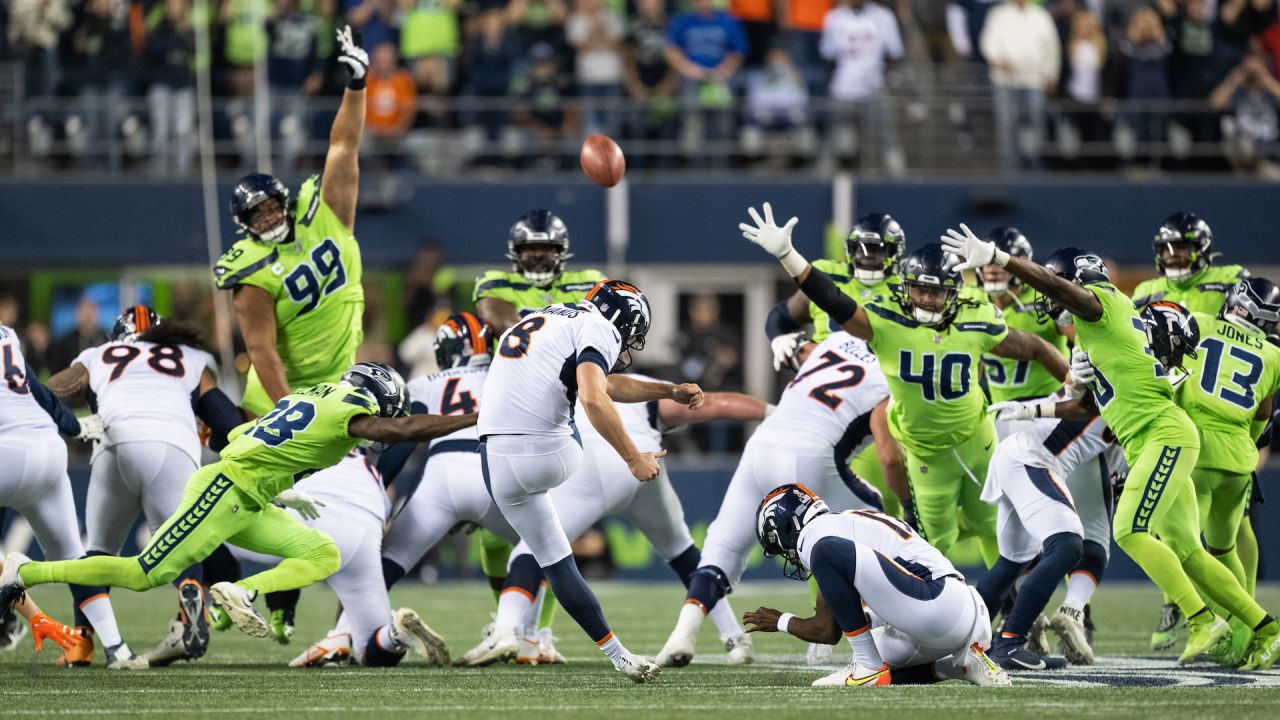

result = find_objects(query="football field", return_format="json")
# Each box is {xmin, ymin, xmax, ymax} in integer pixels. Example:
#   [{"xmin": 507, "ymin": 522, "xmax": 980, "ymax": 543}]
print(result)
[{"xmin": 4, "ymin": 581, "xmax": 1280, "ymax": 719}]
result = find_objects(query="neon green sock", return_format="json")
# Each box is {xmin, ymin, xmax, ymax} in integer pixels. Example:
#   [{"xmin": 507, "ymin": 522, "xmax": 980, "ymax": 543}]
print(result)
[
  {"xmin": 538, "ymin": 586, "xmax": 559, "ymax": 630},
  {"xmin": 478, "ymin": 530, "xmax": 513, "ymax": 606},
  {"xmin": 1117, "ymin": 532, "xmax": 1204, "ymax": 617},
  {"xmin": 1237, "ymin": 517, "xmax": 1258, "ymax": 596},
  {"xmin": 1183, "ymin": 549, "xmax": 1266, "ymax": 627}
]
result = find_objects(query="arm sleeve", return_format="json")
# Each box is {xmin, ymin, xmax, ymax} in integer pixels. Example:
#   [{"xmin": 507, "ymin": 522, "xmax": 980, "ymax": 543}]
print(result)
[
  {"xmin": 196, "ymin": 387, "xmax": 245, "ymax": 452},
  {"xmin": 798, "ymin": 267, "xmax": 860, "ymax": 326},
  {"xmin": 765, "ymin": 299, "xmax": 803, "ymax": 339},
  {"xmin": 27, "ymin": 363, "xmax": 81, "ymax": 437}
]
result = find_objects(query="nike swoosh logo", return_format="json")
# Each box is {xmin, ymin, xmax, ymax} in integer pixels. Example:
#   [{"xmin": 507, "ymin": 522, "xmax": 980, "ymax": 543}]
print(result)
[
  {"xmin": 985, "ymin": 443, "xmax": 993, "ymax": 451},
  {"xmin": 1008, "ymin": 656, "xmax": 1046, "ymax": 670}
]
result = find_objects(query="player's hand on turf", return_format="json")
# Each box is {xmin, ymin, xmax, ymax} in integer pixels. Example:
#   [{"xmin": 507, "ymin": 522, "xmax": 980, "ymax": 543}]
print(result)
[
  {"xmin": 740, "ymin": 203, "xmax": 798, "ymax": 259},
  {"xmin": 941, "ymin": 223, "xmax": 1005, "ymax": 271},
  {"xmin": 743, "ymin": 607, "xmax": 782, "ymax": 633},
  {"xmin": 336, "ymin": 25, "xmax": 369, "ymax": 88},
  {"xmin": 75, "ymin": 414, "xmax": 106, "ymax": 442},
  {"xmin": 673, "ymin": 383, "xmax": 705, "ymax": 410},
  {"xmin": 628, "ymin": 451, "xmax": 665, "ymax": 481},
  {"xmin": 771, "ymin": 331, "xmax": 807, "ymax": 372},
  {"xmin": 274, "ymin": 488, "xmax": 326, "ymax": 520},
  {"xmin": 988, "ymin": 400, "xmax": 1038, "ymax": 422}
]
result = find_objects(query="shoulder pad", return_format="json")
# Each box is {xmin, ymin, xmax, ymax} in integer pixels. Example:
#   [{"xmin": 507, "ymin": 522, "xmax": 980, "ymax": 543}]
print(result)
[
  {"xmin": 213, "ymin": 241, "xmax": 279, "ymax": 289},
  {"xmin": 474, "ymin": 271, "xmax": 531, "ymax": 300},
  {"xmin": 865, "ymin": 302, "xmax": 918, "ymax": 328}
]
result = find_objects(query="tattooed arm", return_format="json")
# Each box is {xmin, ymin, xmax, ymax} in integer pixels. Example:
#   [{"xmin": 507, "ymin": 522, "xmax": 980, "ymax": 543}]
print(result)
[{"xmin": 45, "ymin": 363, "xmax": 90, "ymax": 405}]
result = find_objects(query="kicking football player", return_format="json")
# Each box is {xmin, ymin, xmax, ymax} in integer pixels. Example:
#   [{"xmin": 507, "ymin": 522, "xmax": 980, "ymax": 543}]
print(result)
[
  {"xmin": 213, "ymin": 25, "xmax": 370, "ymax": 417},
  {"xmin": 743, "ymin": 485, "xmax": 1009, "ymax": 687},
  {"xmin": 740, "ymin": 204, "xmax": 1071, "ymax": 565},
  {"xmin": 0, "ymin": 363, "xmax": 476, "ymax": 639},
  {"xmin": 478, "ymin": 279, "xmax": 702, "ymax": 683},
  {"xmin": 940, "ymin": 226, "xmax": 1280, "ymax": 670},
  {"xmin": 43, "ymin": 307, "xmax": 244, "ymax": 666},
  {"xmin": 657, "ymin": 329, "xmax": 903, "ymax": 667},
  {"xmin": 0, "ymin": 324, "xmax": 141, "ymax": 668}
]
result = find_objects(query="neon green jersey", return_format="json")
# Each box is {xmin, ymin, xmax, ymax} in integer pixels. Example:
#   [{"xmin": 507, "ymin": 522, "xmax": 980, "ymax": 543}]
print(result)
[
  {"xmin": 808, "ymin": 258, "xmax": 894, "ymax": 344},
  {"xmin": 220, "ymin": 382, "xmax": 377, "ymax": 507},
  {"xmin": 472, "ymin": 269, "xmax": 606, "ymax": 312},
  {"xmin": 1176, "ymin": 312, "xmax": 1280, "ymax": 473},
  {"xmin": 865, "ymin": 299, "xmax": 1008, "ymax": 455},
  {"xmin": 1075, "ymin": 283, "xmax": 1182, "ymax": 452},
  {"xmin": 213, "ymin": 176, "xmax": 364, "ymax": 386},
  {"xmin": 982, "ymin": 285, "xmax": 1068, "ymax": 402},
  {"xmin": 1132, "ymin": 265, "xmax": 1248, "ymax": 315}
]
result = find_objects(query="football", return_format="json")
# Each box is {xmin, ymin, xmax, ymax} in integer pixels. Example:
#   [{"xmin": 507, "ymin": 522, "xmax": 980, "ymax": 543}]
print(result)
[{"xmin": 580, "ymin": 134, "xmax": 626, "ymax": 188}]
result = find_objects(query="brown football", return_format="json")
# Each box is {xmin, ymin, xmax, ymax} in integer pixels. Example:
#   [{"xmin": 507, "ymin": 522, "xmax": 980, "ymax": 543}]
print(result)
[{"xmin": 580, "ymin": 134, "xmax": 626, "ymax": 187}]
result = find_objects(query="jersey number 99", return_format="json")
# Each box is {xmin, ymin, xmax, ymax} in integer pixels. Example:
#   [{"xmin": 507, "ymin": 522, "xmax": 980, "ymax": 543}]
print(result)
[{"xmin": 284, "ymin": 238, "xmax": 347, "ymax": 315}]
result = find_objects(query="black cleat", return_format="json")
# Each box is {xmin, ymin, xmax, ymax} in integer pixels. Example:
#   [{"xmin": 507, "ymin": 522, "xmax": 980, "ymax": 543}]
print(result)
[
  {"xmin": 178, "ymin": 579, "xmax": 210, "ymax": 659},
  {"xmin": 988, "ymin": 636, "xmax": 1068, "ymax": 671}
]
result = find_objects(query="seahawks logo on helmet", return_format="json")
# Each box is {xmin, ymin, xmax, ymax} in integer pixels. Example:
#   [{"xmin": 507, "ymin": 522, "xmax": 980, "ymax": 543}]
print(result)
[
  {"xmin": 756, "ymin": 484, "xmax": 829, "ymax": 581},
  {"xmin": 1039, "ymin": 246, "xmax": 1111, "ymax": 326},
  {"xmin": 1223, "ymin": 277, "xmax": 1280, "ymax": 345},
  {"xmin": 341, "ymin": 362, "xmax": 410, "ymax": 418}
]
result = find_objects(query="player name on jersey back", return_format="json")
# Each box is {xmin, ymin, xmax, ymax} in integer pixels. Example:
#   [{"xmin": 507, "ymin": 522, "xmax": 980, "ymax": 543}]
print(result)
[
  {"xmin": 407, "ymin": 364, "xmax": 488, "ymax": 449},
  {"xmin": 797, "ymin": 511, "xmax": 960, "ymax": 581},
  {"xmin": 0, "ymin": 325, "xmax": 57, "ymax": 435},
  {"xmin": 479, "ymin": 305, "xmax": 621, "ymax": 438}
]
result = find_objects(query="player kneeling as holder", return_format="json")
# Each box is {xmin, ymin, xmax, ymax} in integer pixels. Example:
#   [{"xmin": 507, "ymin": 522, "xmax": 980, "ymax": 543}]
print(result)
[{"xmin": 744, "ymin": 485, "xmax": 1010, "ymax": 687}]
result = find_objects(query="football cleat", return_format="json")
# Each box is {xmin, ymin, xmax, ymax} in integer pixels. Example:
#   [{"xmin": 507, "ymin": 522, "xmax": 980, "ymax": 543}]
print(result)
[
  {"xmin": 1049, "ymin": 605, "xmax": 1094, "ymax": 665},
  {"xmin": 0, "ymin": 606, "xmax": 29, "ymax": 650},
  {"xmin": 105, "ymin": 642, "xmax": 149, "ymax": 670},
  {"xmin": 177, "ymin": 579, "xmax": 210, "ymax": 659},
  {"xmin": 515, "ymin": 633, "xmax": 540, "ymax": 665},
  {"xmin": 28, "ymin": 613, "xmax": 74, "ymax": 653},
  {"xmin": 55, "ymin": 626, "xmax": 95, "ymax": 667},
  {"xmin": 143, "ymin": 620, "xmax": 194, "ymax": 666},
  {"xmin": 516, "ymin": 628, "xmax": 566, "ymax": 665},
  {"xmin": 812, "ymin": 661, "xmax": 892, "ymax": 687},
  {"xmin": 1207, "ymin": 618, "xmax": 1251, "ymax": 668},
  {"xmin": 806, "ymin": 642, "xmax": 834, "ymax": 666},
  {"xmin": 390, "ymin": 608, "xmax": 450, "ymax": 667},
  {"xmin": 655, "ymin": 629, "xmax": 696, "ymax": 668},
  {"xmin": 1241, "ymin": 619, "xmax": 1280, "ymax": 671},
  {"xmin": 289, "ymin": 633, "xmax": 354, "ymax": 668},
  {"xmin": 1027, "ymin": 615, "xmax": 1052, "ymax": 656},
  {"xmin": 960, "ymin": 643, "xmax": 1012, "ymax": 686},
  {"xmin": 208, "ymin": 605, "xmax": 232, "ymax": 632},
  {"xmin": 1151, "ymin": 603, "xmax": 1183, "ymax": 651},
  {"xmin": 209, "ymin": 583, "xmax": 269, "ymax": 638},
  {"xmin": 454, "ymin": 624, "xmax": 517, "ymax": 666},
  {"xmin": 1179, "ymin": 613, "xmax": 1230, "ymax": 664},
  {"xmin": 269, "ymin": 608, "xmax": 295, "ymax": 645},
  {"xmin": 988, "ymin": 636, "xmax": 1067, "ymax": 671},
  {"xmin": 0, "ymin": 552, "xmax": 31, "ymax": 614},
  {"xmin": 724, "ymin": 633, "xmax": 754, "ymax": 665},
  {"xmin": 614, "ymin": 651, "xmax": 661, "ymax": 684}
]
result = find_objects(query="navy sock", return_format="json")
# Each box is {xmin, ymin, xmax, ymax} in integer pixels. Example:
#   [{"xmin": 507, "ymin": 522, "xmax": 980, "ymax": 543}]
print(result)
[
  {"xmin": 201, "ymin": 543, "xmax": 242, "ymax": 586},
  {"xmin": 541, "ymin": 555, "xmax": 610, "ymax": 642},
  {"xmin": 1003, "ymin": 532, "xmax": 1083, "ymax": 638},
  {"xmin": 382, "ymin": 558, "xmax": 407, "ymax": 589},
  {"xmin": 1075, "ymin": 540, "xmax": 1107, "ymax": 585},
  {"xmin": 808, "ymin": 537, "xmax": 868, "ymax": 634},
  {"xmin": 506, "ymin": 553, "xmax": 544, "ymax": 599},
  {"xmin": 686, "ymin": 565, "xmax": 729, "ymax": 613},
  {"xmin": 667, "ymin": 545, "xmax": 701, "ymax": 587},
  {"xmin": 976, "ymin": 556, "xmax": 1027, "ymax": 620},
  {"xmin": 363, "ymin": 632, "xmax": 406, "ymax": 667},
  {"xmin": 69, "ymin": 581, "xmax": 107, "ymax": 630}
]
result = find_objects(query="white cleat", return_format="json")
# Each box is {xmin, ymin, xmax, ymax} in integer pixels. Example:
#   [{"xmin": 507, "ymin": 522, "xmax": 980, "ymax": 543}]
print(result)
[
  {"xmin": 724, "ymin": 633, "xmax": 754, "ymax": 665},
  {"xmin": 390, "ymin": 608, "xmax": 450, "ymax": 667},
  {"xmin": 614, "ymin": 651, "xmax": 661, "ymax": 683},
  {"xmin": 517, "ymin": 628, "xmax": 566, "ymax": 665},
  {"xmin": 959, "ymin": 643, "xmax": 1012, "ymax": 686},
  {"xmin": 0, "ymin": 552, "xmax": 30, "ymax": 614},
  {"xmin": 1027, "ymin": 615, "xmax": 1052, "ymax": 656},
  {"xmin": 289, "ymin": 633, "xmax": 354, "ymax": 668},
  {"xmin": 1050, "ymin": 605, "xmax": 1095, "ymax": 665},
  {"xmin": 208, "ymin": 583, "xmax": 269, "ymax": 638},
  {"xmin": 105, "ymin": 642, "xmax": 149, "ymax": 670},
  {"xmin": 454, "ymin": 624, "xmax": 517, "ymax": 666},
  {"xmin": 143, "ymin": 620, "xmax": 193, "ymax": 666},
  {"xmin": 655, "ymin": 629, "xmax": 695, "ymax": 668},
  {"xmin": 811, "ymin": 661, "xmax": 892, "ymax": 687},
  {"xmin": 807, "ymin": 642, "xmax": 834, "ymax": 666}
]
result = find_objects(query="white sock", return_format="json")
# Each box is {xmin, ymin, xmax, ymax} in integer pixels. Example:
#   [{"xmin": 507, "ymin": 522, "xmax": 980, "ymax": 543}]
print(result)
[
  {"xmin": 710, "ymin": 598, "xmax": 743, "ymax": 641},
  {"xmin": 495, "ymin": 588, "xmax": 534, "ymax": 630},
  {"xmin": 376, "ymin": 625, "xmax": 406, "ymax": 653},
  {"xmin": 598, "ymin": 632, "xmax": 626, "ymax": 663},
  {"xmin": 845, "ymin": 628, "xmax": 883, "ymax": 668},
  {"xmin": 673, "ymin": 601, "xmax": 705, "ymax": 640},
  {"xmin": 1062, "ymin": 571, "xmax": 1098, "ymax": 612},
  {"xmin": 80, "ymin": 595, "xmax": 122, "ymax": 647}
]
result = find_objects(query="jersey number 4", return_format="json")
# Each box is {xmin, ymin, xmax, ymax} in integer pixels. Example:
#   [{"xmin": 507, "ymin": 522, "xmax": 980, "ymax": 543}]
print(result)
[
  {"xmin": 249, "ymin": 399, "xmax": 317, "ymax": 446},
  {"xmin": 284, "ymin": 238, "xmax": 347, "ymax": 315},
  {"xmin": 102, "ymin": 344, "xmax": 185, "ymax": 381},
  {"xmin": 440, "ymin": 377, "xmax": 477, "ymax": 414},
  {"xmin": 788, "ymin": 350, "xmax": 866, "ymax": 410}
]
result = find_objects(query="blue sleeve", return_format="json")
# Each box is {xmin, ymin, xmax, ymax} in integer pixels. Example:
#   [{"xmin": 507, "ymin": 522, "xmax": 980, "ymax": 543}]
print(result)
[
  {"xmin": 26, "ymin": 363, "xmax": 81, "ymax": 437},
  {"xmin": 376, "ymin": 401, "xmax": 429, "ymax": 485},
  {"xmin": 196, "ymin": 387, "xmax": 245, "ymax": 452},
  {"xmin": 577, "ymin": 348, "xmax": 610, "ymax": 374},
  {"xmin": 726, "ymin": 15, "xmax": 749, "ymax": 55}
]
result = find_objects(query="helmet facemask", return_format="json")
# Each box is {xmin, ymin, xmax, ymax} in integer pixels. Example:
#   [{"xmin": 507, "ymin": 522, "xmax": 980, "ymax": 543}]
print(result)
[
  {"xmin": 1154, "ymin": 217, "xmax": 1211, "ymax": 281},
  {"xmin": 901, "ymin": 278, "xmax": 959, "ymax": 326},
  {"xmin": 238, "ymin": 196, "xmax": 291, "ymax": 245},
  {"xmin": 509, "ymin": 243, "xmax": 570, "ymax": 289},
  {"xmin": 846, "ymin": 233, "xmax": 898, "ymax": 283}
]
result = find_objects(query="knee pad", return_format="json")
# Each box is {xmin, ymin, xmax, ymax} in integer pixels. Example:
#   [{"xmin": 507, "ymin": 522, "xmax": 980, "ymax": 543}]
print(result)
[
  {"xmin": 687, "ymin": 565, "xmax": 730, "ymax": 609},
  {"xmin": 1042, "ymin": 532, "xmax": 1084, "ymax": 569}
]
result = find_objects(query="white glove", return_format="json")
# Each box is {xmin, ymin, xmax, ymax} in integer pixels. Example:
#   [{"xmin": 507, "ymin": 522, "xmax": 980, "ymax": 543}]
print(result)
[
  {"xmin": 274, "ymin": 489, "xmax": 326, "ymax": 521},
  {"xmin": 75, "ymin": 414, "xmax": 105, "ymax": 442},
  {"xmin": 940, "ymin": 223, "xmax": 1007, "ymax": 272},
  {"xmin": 740, "ymin": 203, "xmax": 807, "ymax": 276},
  {"xmin": 1064, "ymin": 349, "xmax": 1096, "ymax": 399},
  {"xmin": 988, "ymin": 400, "xmax": 1047, "ymax": 422},
  {"xmin": 336, "ymin": 25, "xmax": 369, "ymax": 89},
  {"xmin": 770, "ymin": 331, "xmax": 806, "ymax": 372}
]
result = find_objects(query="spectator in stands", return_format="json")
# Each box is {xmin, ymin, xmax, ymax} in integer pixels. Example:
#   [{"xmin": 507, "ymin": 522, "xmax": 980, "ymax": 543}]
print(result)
[
  {"xmin": 1210, "ymin": 52, "xmax": 1280, "ymax": 169},
  {"xmin": 731, "ymin": 0, "xmax": 778, "ymax": 67},
  {"xmin": 344, "ymin": 0, "xmax": 399, "ymax": 51},
  {"xmin": 677, "ymin": 293, "xmax": 741, "ymax": 453},
  {"xmin": 6, "ymin": 0, "xmax": 72, "ymax": 98},
  {"xmin": 222, "ymin": 0, "xmax": 270, "ymax": 97},
  {"xmin": 743, "ymin": 46, "xmax": 812, "ymax": 164},
  {"xmin": 1218, "ymin": 0, "xmax": 1276, "ymax": 48},
  {"xmin": 779, "ymin": 0, "xmax": 832, "ymax": 87},
  {"xmin": 507, "ymin": 0, "xmax": 570, "ymax": 59},
  {"xmin": 566, "ymin": 0, "xmax": 625, "ymax": 134},
  {"xmin": 624, "ymin": 0, "xmax": 680, "ymax": 167},
  {"xmin": 511, "ymin": 42, "xmax": 579, "ymax": 168},
  {"xmin": 916, "ymin": 0, "xmax": 955, "ymax": 63},
  {"xmin": 665, "ymin": 0, "xmax": 749, "ymax": 164},
  {"xmin": 1156, "ymin": 0, "xmax": 1235, "ymax": 143},
  {"xmin": 268, "ymin": 0, "xmax": 323, "ymax": 171},
  {"xmin": 980, "ymin": 0, "xmax": 1061, "ymax": 171},
  {"xmin": 145, "ymin": 0, "xmax": 197, "ymax": 175},
  {"xmin": 398, "ymin": 242, "xmax": 458, "ymax": 378},
  {"xmin": 70, "ymin": 0, "xmax": 133, "ymax": 169},
  {"xmin": 946, "ymin": 0, "xmax": 1001, "ymax": 61},
  {"xmin": 1063, "ymin": 8, "xmax": 1108, "ymax": 142},
  {"xmin": 48, "ymin": 296, "xmax": 108, "ymax": 373},
  {"xmin": 820, "ymin": 0, "xmax": 906, "ymax": 173},
  {"xmin": 1262, "ymin": 19, "xmax": 1280, "ymax": 77},
  {"xmin": 1110, "ymin": 6, "xmax": 1172, "ymax": 144},
  {"xmin": 463, "ymin": 8, "xmax": 520, "ymax": 156},
  {"xmin": 365, "ymin": 41, "xmax": 417, "ymax": 166},
  {"xmin": 399, "ymin": 0, "xmax": 461, "ymax": 102}
]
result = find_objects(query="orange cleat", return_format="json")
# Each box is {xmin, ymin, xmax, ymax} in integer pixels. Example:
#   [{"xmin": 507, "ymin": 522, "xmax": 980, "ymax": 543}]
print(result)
[
  {"xmin": 54, "ymin": 626, "xmax": 95, "ymax": 667},
  {"xmin": 29, "ymin": 613, "xmax": 76, "ymax": 653}
]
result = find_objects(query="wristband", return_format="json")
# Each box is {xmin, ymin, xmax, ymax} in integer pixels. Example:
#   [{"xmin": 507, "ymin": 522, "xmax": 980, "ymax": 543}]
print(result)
[
  {"xmin": 993, "ymin": 248, "xmax": 1011, "ymax": 268},
  {"xmin": 778, "ymin": 612, "xmax": 795, "ymax": 634},
  {"xmin": 778, "ymin": 249, "xmax": 809, "ymax": 278},
  {"xmin": 1035, "ymin": 401, "xmax": 1057, "ymax": 419},
  {"xmin": 347, "ymin": 75, "xmax": 366, "ymax": 91}
]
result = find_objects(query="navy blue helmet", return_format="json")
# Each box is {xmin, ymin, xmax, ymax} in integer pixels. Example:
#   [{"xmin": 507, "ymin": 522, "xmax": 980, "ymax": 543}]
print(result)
[
  {"xmin": 982, "ymin": 227, "xmax": 1033, "ymax": 294},
  {"xmin": 1223, "ymin": 277, "xmax": 1280, "ymax": 345},
  {"xmin": 231, "ymin": 173, "xmax": 292, "ymax": 244},
  {"xmin": 434, "ymin": 312, "xmax": 495, "ymax": 369},
  {"xmin": 507, "ymin": 210, "xmax": 572, "ymax": 287},
  {"xmin": 1140, "ymin": 301, "xmax": 1200, "ymax": 372},
  {"xmin": 845, "ymin": 213, "xmax": 905, "ymax": 283},
  {"xmin": 342, "ymin": 362, "xmax": 410, "ymax": 418},
  {"xmin": 1155, "ymin": 212, "xmax": 1213, "ymax": 279},
  {"xmin": 1038, "ymin": 247, "xmax": 1110, "ymax": 325},
  {"xmin": 894, "ymin": 243, "xmax": 964, "ymax": 326},
  {"xmin": 756, "ymin": 484, "xmax": 830, "ymax": 580},
  {"xmin": 112, "ymin": 305, "xmax": 161, "ymax": 342},
  {"xmin": 583, "ymin": 279, "xmax": 651, "ymax": 370}
]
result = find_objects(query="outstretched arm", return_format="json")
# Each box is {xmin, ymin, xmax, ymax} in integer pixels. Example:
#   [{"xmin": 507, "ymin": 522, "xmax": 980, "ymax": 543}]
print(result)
[
  {"xmin": 581, "ymin": 363, "xmax": 664, "ymax": 481},
  {"xmin": 44, "ymin": 362, "xmax": 89, "ymax": 404},
  {"xmin": 234, "ymin": 285, "xmax": 290, "ymax": 406},
  {"xmin": 348, "ymin": 412, "xmax": 477, "ymax": 444},
  {"xmin": 869, "ymin": 399, "xmax": 911, "ymax": 505},
  {"xmin": 657, "ymin": 391, "xmax": 767, "ymax": 427},
  {"xmin": 321, "ymin": 25, "xmax": 369, "ymax": 231},
  {"xmin": 607, "ymin": 374, "xmax": 704, "ymax": 408},
  {"xmin": 990, "ymin": 328, "xmax": 1069, "ymax": 381}
]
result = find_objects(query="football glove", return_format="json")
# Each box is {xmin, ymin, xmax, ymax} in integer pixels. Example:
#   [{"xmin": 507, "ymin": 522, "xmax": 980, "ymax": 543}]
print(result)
[
  {"xmin": 75, "ymin": 414, "xmax": 106, "ymax": 442},
  {"xmin": 989, "ymin": 400, "xmax": 1053, "ymax": 422},
  {"xmin": 941, "ymin": 223, "xmax": 1008, "ymax": 271},
  {"xmin": 336, "ymin": 25, "xmax": 369, "ymax": 90},
  {"xmin": 770, "ymin": 330, "xmax": 806, "ymax": 372},
  {"xmin": 740, "ymin": 203, "xmax": 807, "ymax": 276},
  {"xmin": 1064, "ymin": 349, "xmax": 1096, "ymax": 399},
  {"xmin": 274, "ymin": 489, "xmax": 325, "ymax": 520}
]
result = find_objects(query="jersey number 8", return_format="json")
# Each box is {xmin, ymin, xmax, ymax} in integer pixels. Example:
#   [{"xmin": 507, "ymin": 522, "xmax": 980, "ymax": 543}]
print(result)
[
  {"xmin": 499, "ymin": 317, "xmax": 547, "ymax": 359},
  {"xmin": 284, "ymin": 238, "xmax": 347, "ymax": 315}
]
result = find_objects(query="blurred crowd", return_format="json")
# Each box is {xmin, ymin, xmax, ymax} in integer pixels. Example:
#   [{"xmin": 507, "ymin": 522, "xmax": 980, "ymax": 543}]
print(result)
[{"xmin": 4, "ymin": 0, "xmax": 1280, "ymax": 172}]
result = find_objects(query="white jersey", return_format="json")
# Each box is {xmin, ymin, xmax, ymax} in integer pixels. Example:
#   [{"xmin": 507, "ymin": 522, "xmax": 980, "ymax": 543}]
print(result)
[
  {"xmin": 999, "ymin": 415, "xmax": 1113, "ymax": 480},
  {"xmin": 575, "ymin": 372, "xmax": 664, "ymax": 454},
  {"xmin": 294, "ymin": 451, "xmax": 388, "ymax": 521},
  {"xmin": 479, "ymin": 305, "xmax": 621, "ymax": 438},
  {"xmin": 759, "ymin": 332, "xmax": 888, "ymax": 456},
  {"xmin": 407, "ymin": 361, "xmax": 488, "ymax": 450},
  {"xmin": 0, "ymin": 325, "xmax": 58, "ymax": 436},
  {"xmin": 798, "ymin": 510, "xmax": 960, "ymax": 581},
  {"xmin": 75, "ymin": 340, "xmax": 215, "ymax": 466}
]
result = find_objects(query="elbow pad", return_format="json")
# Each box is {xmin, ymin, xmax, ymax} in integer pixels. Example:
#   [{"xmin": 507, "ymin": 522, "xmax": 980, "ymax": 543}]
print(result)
[
  {"xmin": 798, "ymin": 268, "xmax": 858, "ymax": 326},
  {"xmin": 197, "ymin": 388, "xmax": 244, "ymax": 452},
  {"xmin": 765, "ymin": 300, "xmax": 803, "ymax": 340}
]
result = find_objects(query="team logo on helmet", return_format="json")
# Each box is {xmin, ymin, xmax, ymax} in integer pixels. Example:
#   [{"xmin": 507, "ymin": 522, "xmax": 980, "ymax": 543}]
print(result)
[
  {"xmin": 341, "ymin": 362, "xmax": 410, "ymax": 418},
  {"xmin": 584, "ymin": 279, "xmax": 651, "ymax": 370},
  {"xmin": 756, "ymin": 484, "xmax": 829, "ymax": 581},
  {"xmin": 1223, "ymin": 277, "xmax": 1280, "ymax": 344},
  {"xmin": 434, "ymin": 312, "xmax": 495, "ymax": 370}
]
